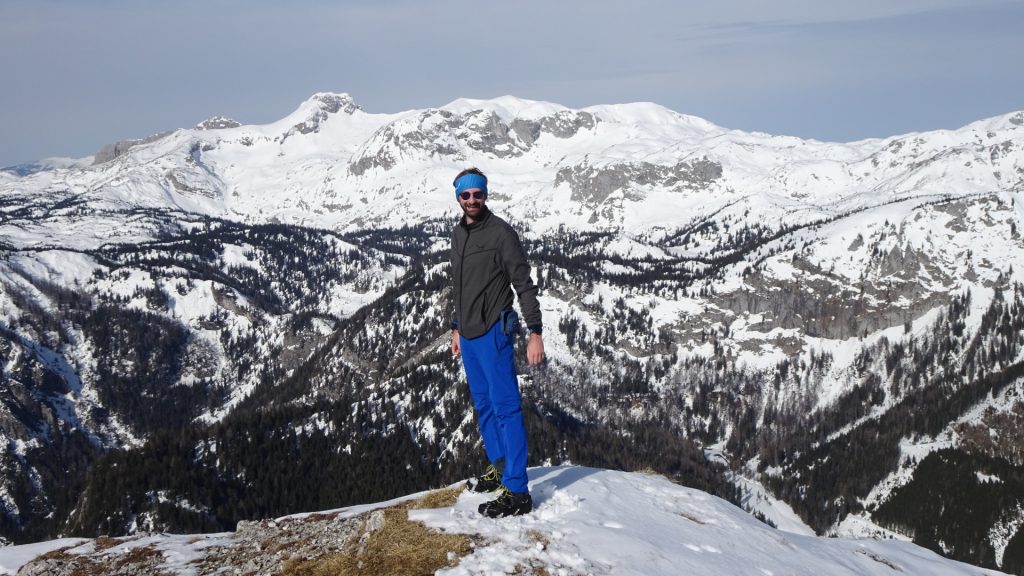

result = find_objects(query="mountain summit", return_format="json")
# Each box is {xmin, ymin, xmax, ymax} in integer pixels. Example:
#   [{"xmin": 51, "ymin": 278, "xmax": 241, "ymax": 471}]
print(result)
[
  {"xmin": 4, "ymin": 92, "xmax": 1021, "ymax": 236},
  {"xmin": 0, "ymin": 467, "xmax": 1006, "ymax": 575}
]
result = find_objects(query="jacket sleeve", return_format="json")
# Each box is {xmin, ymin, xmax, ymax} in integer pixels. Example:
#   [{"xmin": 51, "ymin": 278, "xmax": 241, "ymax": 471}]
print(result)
[{"xmin": 499, "ymin": 226, "xmax": 542, "ymax": 330}]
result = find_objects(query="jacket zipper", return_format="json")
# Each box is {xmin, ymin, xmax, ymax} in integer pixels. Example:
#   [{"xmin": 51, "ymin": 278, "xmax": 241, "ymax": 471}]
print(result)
[{"xmin": 458, "ymin": 225, "xmax": 471, "ymax": 331}]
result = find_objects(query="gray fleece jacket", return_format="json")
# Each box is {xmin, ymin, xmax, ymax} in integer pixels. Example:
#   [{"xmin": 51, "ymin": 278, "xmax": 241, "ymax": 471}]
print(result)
[{"xmin": 450, "ymin": 207, "xmax": 542, "ymax": 340}]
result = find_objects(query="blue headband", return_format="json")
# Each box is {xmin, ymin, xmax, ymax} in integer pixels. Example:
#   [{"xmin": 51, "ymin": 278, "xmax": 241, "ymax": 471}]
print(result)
[{"xmin": 454, "ymin": 173, "xmax": 488, "ymax": 197}]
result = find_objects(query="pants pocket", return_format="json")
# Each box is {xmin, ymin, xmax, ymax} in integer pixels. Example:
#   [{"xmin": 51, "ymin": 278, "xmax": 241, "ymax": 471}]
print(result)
[{"xmin": 500, "ymin": 308, "xmax": 519, "ymax": 336}]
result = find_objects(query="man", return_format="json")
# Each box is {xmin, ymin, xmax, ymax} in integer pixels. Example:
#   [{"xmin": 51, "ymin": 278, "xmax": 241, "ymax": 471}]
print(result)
[{"xmin": 450, "ymin": 167, "xmax": 545, "ymax": 518}]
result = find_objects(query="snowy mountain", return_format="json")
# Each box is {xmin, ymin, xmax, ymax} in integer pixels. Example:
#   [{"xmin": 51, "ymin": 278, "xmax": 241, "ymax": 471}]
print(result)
[
  {"xmin": 1, "ymin": 92, "xmax": 1024, "ymax": 573},
  {"xmin": 0, "ymin": 467, "xmax": 1010, "ymax": 576}
]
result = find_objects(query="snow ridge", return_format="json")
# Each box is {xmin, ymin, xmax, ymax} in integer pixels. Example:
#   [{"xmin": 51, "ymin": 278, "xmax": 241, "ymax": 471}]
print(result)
[{"xmin": 0, "ymin": 467, "xmax": 1007, "ymax": 576}]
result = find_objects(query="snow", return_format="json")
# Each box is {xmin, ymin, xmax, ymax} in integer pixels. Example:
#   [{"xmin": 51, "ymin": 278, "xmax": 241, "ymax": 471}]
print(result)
[
  {"xmin": 835, "ymin": 514, "xmax": 913, "ymax": 542},
  {"xmin": 9, "ymin": 251, "xmax": 99, "ymax": 287},
  {"xmin": 0, "ymin": 467, "xmax": 1004, "ymax": 575},
  {"xmin": 279, "ymin": 488, "xmax": 434, "ymax": 523},
  {"xmin": 413, "ymin": 467, "xmax": 1003, "ymax": 576},
  {"xmin": 730, "ymin": 474, "xmax": 816, "ymax": 536},
  {"xmin": 977, "ymin": 472, "xmax": 1003, "ymax": 484},
  {"xmin": 0, "ymin": 539, "xmax": 89, "ymax": 575},
  {"xmin": 1, "ymin": 93, "xmax": 1022, "ymax": 571},
  {"xmin": 847, "ymin": 378, "xmax": 1024, "ymax": 534},
  {"xmin": 443, "ymin": 96, "xmax": 568, "ymax": 121},
  {"xmin": 4, "ymin": 93, "xmax": 1017, "ymax": 238},
  {"xmin": 991, "ymin": 504, "xmax": 1024, "ymax": 568},
  {"xmin": 219, "ymin": 243, "xmax": 257, "ymax": 269}
]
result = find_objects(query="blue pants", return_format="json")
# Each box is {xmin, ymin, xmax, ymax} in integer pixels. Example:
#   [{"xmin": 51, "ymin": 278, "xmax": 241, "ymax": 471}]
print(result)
[{"xmin": 460, "ymin": 319, "xmax": 529, "ymax": 494}]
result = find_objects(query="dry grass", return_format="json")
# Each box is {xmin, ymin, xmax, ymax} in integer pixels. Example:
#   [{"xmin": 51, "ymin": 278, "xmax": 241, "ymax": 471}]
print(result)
[
  {"xmin": 508, "ymin": 530, "xmax": 553, "ymax": 575},
  {"xmin": 302, "ymin": 511, "xmax": 342, "ymax": 522},
  {"xmin": 31, "ymin": 542, "xmax": 163, "ymax": 576},
  {"xmin": 92, "ymin": 535, "xmax": 122, "ymax": 552},
  {"xmin": 513, "ymin": 564, "xmax": 553, "ymax": 576},
  {"xmin": 116, "ymin": 544, "xmax": 162, "ymax": 567},
  {"xmin": 678, "ymin": 511, "xmax": 706, "ymax": 524},
  {"xmin": 525, "ymin": 530, "xmax": 549, "ymax": 550},
  {"xmin": 36, "ymin": 546, "xmax": 77, "ymax": 561},
  {"xmin": 30, "ymin": 547, "xmax": 99, "ymax": 576},
  {"xmin": 410, "ymin": 484, "xmax": 465, "ymax": 510},
  {"xmin": 283, "ymin": 490, "xmax": 475, "ymax": 576}
]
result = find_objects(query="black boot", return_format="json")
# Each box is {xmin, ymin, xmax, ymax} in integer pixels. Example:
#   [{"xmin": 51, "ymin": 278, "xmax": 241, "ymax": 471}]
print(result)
[
  {"xmin": 466, "ymin": 463, "xmax": 502, "ymax": 493},
  {"xmin": 478, "ymin": 487, "xmax": 532, "ymax": 518}
]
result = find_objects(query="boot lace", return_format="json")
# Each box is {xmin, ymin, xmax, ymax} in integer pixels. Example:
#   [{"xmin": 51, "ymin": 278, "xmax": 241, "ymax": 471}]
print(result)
[
  {"xmin": 482, "ymin": 464, "xmax": 500, "ymax": 482},
  {"xmin": 494, "ymin": 485, "xmax": 512, "ymax": 501}
]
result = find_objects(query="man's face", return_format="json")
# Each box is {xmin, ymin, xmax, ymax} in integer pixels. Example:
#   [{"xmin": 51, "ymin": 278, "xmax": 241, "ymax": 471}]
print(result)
[{"xmin": 458, "ymin": 188, "xmax": 487, "ymax": 220}]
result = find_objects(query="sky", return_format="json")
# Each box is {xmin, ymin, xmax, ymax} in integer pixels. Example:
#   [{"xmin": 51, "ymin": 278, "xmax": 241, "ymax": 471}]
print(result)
[{"xmin": 1, "ymin": 0, "xmax": 1022, "ymax": 167}]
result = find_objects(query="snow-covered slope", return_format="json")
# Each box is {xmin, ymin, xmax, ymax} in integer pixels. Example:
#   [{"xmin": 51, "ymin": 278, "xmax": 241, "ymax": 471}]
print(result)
[
  {"xmin": 0, "ymin": 467, "xmax": 1007, "ymax": 576},
  {"xmin": 423, "ymin": 467, "xmax": 1006, "ymax": 575},
  {"xmin": 2, "ymin": 93, "xmax": 1024, "ymax": 572},
  {"xmin": 3, "ymin": 93, "xmax": 1022, "ymax": 241}
]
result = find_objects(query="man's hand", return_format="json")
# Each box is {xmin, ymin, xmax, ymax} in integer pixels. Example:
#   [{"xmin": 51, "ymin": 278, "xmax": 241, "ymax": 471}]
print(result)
[
  {"xmin": 527, "ymin": 333, "xmax": 545, "ymax": 366},
  {"xmin": 451, "ymin": 329, "xmax": 461, "ymax": 356}
]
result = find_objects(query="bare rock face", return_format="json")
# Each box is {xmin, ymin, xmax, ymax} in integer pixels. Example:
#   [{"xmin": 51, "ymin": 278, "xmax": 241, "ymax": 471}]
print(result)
[
  {"xmin": 349, "ymin": 109, "xmax": 462, "ymax": 175},
  {"xmin": 957, "ymin": 400, "xmax": 1024, "ymax": 466},
  {"xmin": 509, "ymin": 118, "xmax": 542, "ymax": 145},
  {"xmin": 196, "ymin": 116, "xmax": 242, "ymax": 130},
  {"xmin": 195, "ymin": 513, "xmax": 363, "ymax": 575},
  {"xmin": 458, "ymin": 109, "xmax": 597, "ymax": 156},
  {"xmin": 718, "ymin": 247, "xmax": 951, "ymax": 341},
  {"xmin": 461, "ymin": 110, "xmax": 531, "ymax": 159},
  {"xmin": 350, "ymin": 108, "xmax": 600, "ymax": 176},
  {"xmin": 284, "ymin": 93, "xmax": 361, "ymax": 140},
  {"xmin": 92, "ymin": 132, "xmax": 173, "ymax": 165},
  {"xmin": 348, "ymin": 147, "xmax": 397, "ymax": 176},
  {"xmin": 1, "ymin": 380, "xmax": 43, "ymax": 442},
  {"xmin": 163, "ymin": 142, "xmax": 223, "ymax": 200},
  {"xmin": 543, "ymin": 110, "xmax": 599, "ymax": 138},
  {"xmin": 311, "ymin": 93, "xmax": 360, "ymax": 116},
  {"xmin": 555, "ymin": 157, "xmax": 723, "ymax": 206},
  {"xmin": 510, "ymin": 110, "xmax": 599, "ymax": 145}
]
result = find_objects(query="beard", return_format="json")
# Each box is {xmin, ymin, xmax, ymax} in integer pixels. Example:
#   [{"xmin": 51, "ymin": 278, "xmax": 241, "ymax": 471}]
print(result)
[{"xmin": 461, "ymin": 201, "xmax": 486, "ymax": 221}]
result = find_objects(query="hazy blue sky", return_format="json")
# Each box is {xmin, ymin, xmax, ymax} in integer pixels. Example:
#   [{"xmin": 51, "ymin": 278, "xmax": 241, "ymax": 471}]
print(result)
[{"xmin": 2, "ymin": 0, "xmax": 1022, "ymax": 166}]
